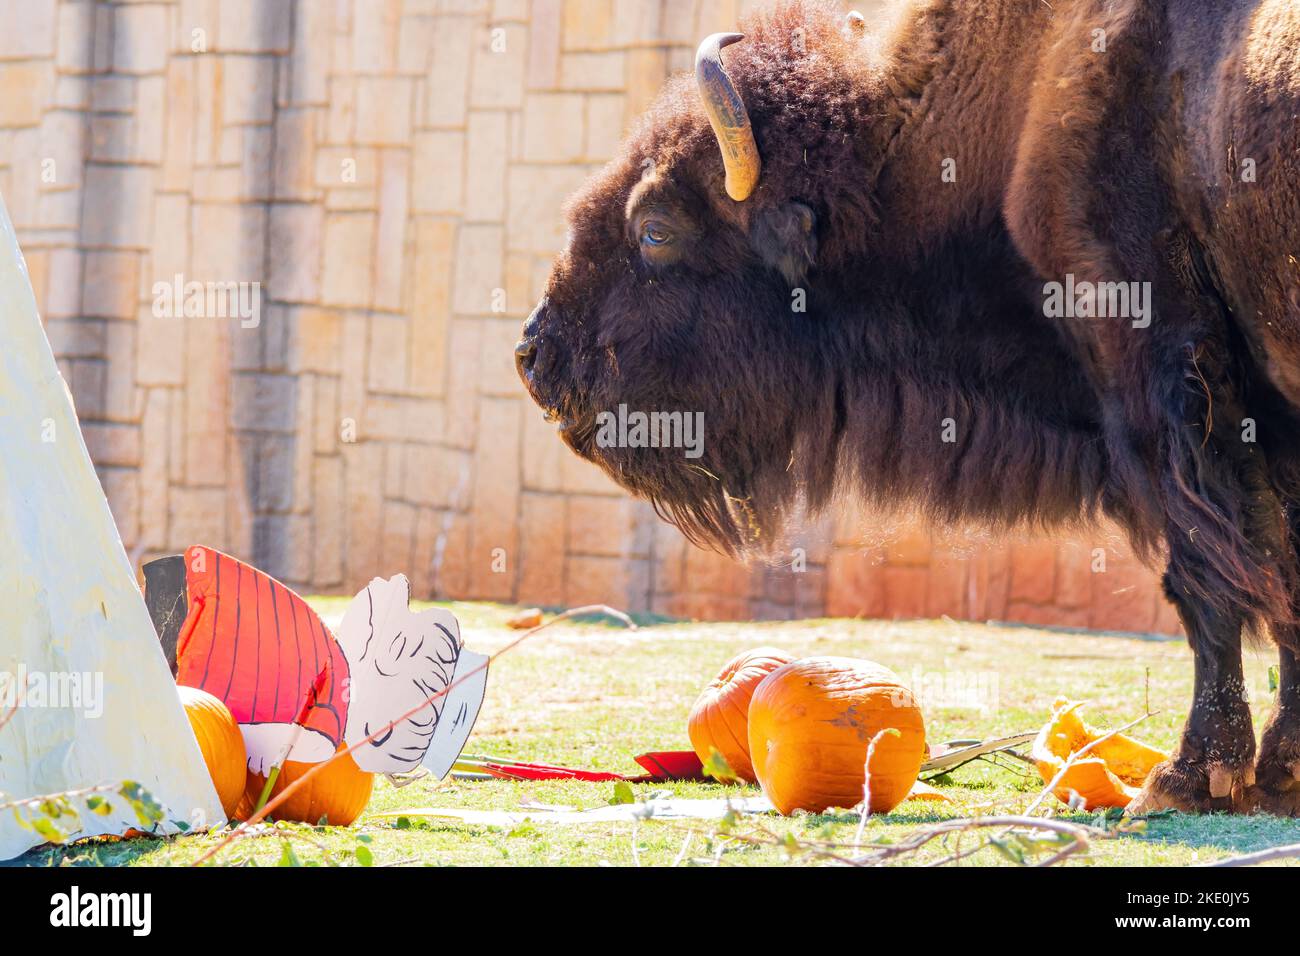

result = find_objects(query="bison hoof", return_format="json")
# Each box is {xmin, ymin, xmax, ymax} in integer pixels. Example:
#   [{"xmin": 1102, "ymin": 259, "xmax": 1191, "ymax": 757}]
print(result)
[
  {"xmin": 1246, "ymin": 754, "xmax": 1300, "ymax": 816},
  {"xmin": 1125, "ymin": 757, "xmax": 1254, "ymax": 815},
  {"xmin": 1247, "ymin": 707, "xmax": 1300, "ymax": 816}
]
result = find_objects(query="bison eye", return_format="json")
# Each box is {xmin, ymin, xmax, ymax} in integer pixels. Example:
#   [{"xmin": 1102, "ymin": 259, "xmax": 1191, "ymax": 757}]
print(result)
[{"xmin": 641, "ymin": 222, "xmax": 671, "ymax": 247}]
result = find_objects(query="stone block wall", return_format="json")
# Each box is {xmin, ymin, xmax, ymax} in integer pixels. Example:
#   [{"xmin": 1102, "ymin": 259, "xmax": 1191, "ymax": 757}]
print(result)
[
  {"xmin": 0, "ymin": 0, "xmax": 1182, "ymax": 635},
  {"xmin": 823, "ymin": 502, "xmax": 1183, "ymax": 635}
]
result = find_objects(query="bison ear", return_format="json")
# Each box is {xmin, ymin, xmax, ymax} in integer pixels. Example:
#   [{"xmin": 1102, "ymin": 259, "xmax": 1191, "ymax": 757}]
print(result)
[{"xmin": 749, "ymin": 202, "xmax": 817, "ymax": 286}]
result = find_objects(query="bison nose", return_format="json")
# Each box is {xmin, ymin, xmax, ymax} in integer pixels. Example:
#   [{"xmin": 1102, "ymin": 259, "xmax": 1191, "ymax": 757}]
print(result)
[
  {"xmin": 521, "ymin": 296, "xmax": 546, "ymax": 340},
  {"xmin": 514, "ymin": 336, "xmax": 537, "ymax": 376},
  {"xmin": 516, "ymin": 297, "xmax": 548, "ymax": 378}
]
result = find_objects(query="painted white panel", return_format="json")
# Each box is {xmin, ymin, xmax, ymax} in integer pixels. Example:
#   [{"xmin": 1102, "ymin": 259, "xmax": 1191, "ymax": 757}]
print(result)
[{"xmin": 0, "ymin": 191, "xmax": 222, "ymax": 860}]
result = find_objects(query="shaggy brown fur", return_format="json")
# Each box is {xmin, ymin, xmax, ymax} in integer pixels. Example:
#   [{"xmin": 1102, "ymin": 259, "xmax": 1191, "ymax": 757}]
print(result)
[{"xmin": 516, "ymin": 0, "xmax": 1300, "ymax": 814}]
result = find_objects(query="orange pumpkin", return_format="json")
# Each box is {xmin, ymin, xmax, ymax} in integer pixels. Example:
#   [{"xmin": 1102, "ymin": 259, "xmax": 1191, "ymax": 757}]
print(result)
[
  {"xmin": 688, "ymin": 646, "xmax": 795, "ymax": 783},
  {"xmin": 1032, "ymin": 698, "xmax": 1167, "ymax": 810},
  {"xmin": 177, "ymin": 685, "xmax": 247, "ymax": 819},
  {"xmin": 238, "ymin": 748, "xmax": 374, "ymax": 826},
  {"xmin": 749, "ymin": 657, "xmax": 926, "ymax": 815}
]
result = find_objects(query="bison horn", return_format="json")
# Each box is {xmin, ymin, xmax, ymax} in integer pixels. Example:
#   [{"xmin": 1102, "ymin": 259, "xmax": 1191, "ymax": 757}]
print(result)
[{"xmin": 695, "ymin": 32, "xmax": 761, "ymax": 202}]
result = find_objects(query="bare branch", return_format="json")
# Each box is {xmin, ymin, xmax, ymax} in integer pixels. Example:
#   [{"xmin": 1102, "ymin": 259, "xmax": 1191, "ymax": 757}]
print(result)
[{"xmin": 1202, "ymin": 842, "xmax": 1300, "ymax": 867}]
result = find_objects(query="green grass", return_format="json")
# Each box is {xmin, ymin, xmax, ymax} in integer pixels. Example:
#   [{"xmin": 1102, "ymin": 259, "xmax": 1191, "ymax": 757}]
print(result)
[{"xmin": 13, "ymin": 602, "xmax": 1300, "ymax": 866}]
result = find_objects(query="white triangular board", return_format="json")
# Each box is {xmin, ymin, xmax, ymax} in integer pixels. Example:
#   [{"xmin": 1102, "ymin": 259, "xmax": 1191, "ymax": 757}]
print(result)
[{"xmin": 0, "ymin": 191, "xmax": 222, "ymax": 860}]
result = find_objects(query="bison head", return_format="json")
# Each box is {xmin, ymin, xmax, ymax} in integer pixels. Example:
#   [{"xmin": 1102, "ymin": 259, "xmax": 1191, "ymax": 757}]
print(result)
[{"xmin": 517, "ymin": 2, "xmax": 891, "ymax": 556}]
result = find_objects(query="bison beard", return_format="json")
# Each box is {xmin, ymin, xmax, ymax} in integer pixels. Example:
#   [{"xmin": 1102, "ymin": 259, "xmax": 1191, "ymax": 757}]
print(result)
[{"xmin": 516, "ymin": 0, "xmax": 1300, "ymax": 815}]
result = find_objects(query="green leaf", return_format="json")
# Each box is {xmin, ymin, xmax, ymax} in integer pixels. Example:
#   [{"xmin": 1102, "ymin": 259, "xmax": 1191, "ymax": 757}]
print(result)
[
  {"xmin": 1021, "ymin": 831, "xmax": 1073, "ymax": 852},
  {"xmin": 810, "ymin": 821, "xmax": 837, "ymax": 840},
  {"xmin": 31, "ymin": 817, "xmax": 66, "ymax": 844},
  {"xmin": 355, "ymin": 844, "xmax": 374, "ymax": 867},
  {"xmin": 700, "ymin": 748, "xmax": 742, "ymax": 785},
  {"xmin": 277, "ymin": 841, "xmax": 302, "ymax": 867},
  {"xmin": 394, "ymin": 816, "xmax": 412, "ymax": 830},
  {"xmin": 1136, "ymin": 808, "xmax": 1176, "ymax": 820},
  {"xmin": 118, "ymin": 782, "xmax": 165, "ymax": 827},
  {"xmin": 609, "ymin": 781, "xmax": 636, "ymax": 805},
  {"xmin": 989, "ymin": 836, "xmax": 1025, "ymax": 864}
]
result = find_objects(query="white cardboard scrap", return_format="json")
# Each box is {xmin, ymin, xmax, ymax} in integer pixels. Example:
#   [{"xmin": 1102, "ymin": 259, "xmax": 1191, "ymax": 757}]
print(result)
[
  {"xmin": 374, "ymin": 795, "xmax": 776, "ymax": 827},
  {"xmin": 422, "ymin": 650, "xmax": 489, "ymax": 780}
]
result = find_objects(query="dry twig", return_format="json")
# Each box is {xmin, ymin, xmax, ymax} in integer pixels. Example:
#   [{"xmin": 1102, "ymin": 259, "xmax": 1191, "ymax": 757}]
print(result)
[{"xmin": 1202, "ymin": 842, "xmax": 1300, "ymax": 867}]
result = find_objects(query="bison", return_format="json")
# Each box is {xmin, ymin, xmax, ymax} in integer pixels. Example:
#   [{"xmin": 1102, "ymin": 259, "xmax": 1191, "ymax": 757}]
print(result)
[{"xmin": 514, "ymin": 0, "xmax": 1300, "ymax": 815}]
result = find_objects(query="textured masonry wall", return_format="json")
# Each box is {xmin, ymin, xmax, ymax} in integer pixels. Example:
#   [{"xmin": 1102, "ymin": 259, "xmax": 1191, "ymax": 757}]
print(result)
[{"xmin": 0, "ymin": 0, "xmax": 1182, "ymax": 634}]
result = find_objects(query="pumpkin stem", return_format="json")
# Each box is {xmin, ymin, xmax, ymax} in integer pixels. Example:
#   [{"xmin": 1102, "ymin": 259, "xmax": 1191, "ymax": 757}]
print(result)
[{"xmin": 253, "ymin": 765, "xmax": 281, "ymax": 815}]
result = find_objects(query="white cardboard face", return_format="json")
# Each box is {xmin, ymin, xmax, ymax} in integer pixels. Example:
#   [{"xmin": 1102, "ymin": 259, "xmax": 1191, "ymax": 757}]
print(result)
[
  {"xmin": 0, "ymin": 195, "xmax": 222, "ymax": 860},
  {"xmin": 336, "ymin": 576, "xmax": 488, "ymax": 776},
  {"xmin": 422, "ymin": 651, "xmax": 489, "ymax": 780}
]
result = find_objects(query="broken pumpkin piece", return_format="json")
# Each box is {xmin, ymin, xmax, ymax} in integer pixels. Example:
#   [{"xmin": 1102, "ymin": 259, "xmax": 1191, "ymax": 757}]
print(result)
[
  {"xmin": 506, "ymin": 608, "xmax": 544, "ymax": 629},
  {"xmin": 905, "ymin": 779, "xmax": 954, "ymax": 803},
  {"xmin": 1031, "ymin": 698, "xmax": 1167, "ymax": 810}
]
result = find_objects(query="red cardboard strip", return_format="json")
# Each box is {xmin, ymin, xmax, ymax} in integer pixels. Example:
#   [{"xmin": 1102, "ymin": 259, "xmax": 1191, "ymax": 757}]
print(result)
[{"xmin": 459, "ymin": 750, "xmax": 707, "ymax": 783}]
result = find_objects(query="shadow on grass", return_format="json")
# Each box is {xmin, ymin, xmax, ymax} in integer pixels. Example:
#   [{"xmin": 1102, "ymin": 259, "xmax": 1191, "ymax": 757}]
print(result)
[
  {"xmin": 550, "ymin": 607, "xmax": 678, "ymax": 628},
  {"xmin": 1117, "ymin": 811, "xmax": 1300, "ymax": 856},
  {"xmin": 808, "ymin": 803, "xmax": 1300, "ymax": 859},
  {"xmin": 807, "ymin": 807, "xmax": 972, "ymax": 827},
  {"xmin": 992, "ymin": 807, "xmax": 1300, "ymax": 857},
  {"xmin": 988, "ymin": 619, "xmax": 1183, "ymax": 644},
  {"xmin": 5, "ymin": 838, "xmax": 169, "ymax": 867}
]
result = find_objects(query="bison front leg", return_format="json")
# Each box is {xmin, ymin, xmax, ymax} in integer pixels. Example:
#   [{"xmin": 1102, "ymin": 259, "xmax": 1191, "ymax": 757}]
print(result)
[
  {"xmin": 1122, "ymin": 326, "xmax": 1270, "ymax": 814},
  {"xmin": 1250, "ymin": 646, "xmax": 1300, "ymax": 814},
  {"xmin": 1127, "ymin": 590, "xmax": 1255, "ymax": 814}
]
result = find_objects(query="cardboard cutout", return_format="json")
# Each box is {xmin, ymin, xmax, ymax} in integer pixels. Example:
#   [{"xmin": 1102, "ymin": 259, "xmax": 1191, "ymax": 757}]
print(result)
[
  {"xmin": 172, "ymin": 547, "xmax": 347, "ymax": 771},
  {"xmin": 146, "ymin": 548, "xmax": 487, "ymax": 778},
  {"xmin": 0, "ymin": 194, "xmax": 221, "ymax": 860}
]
